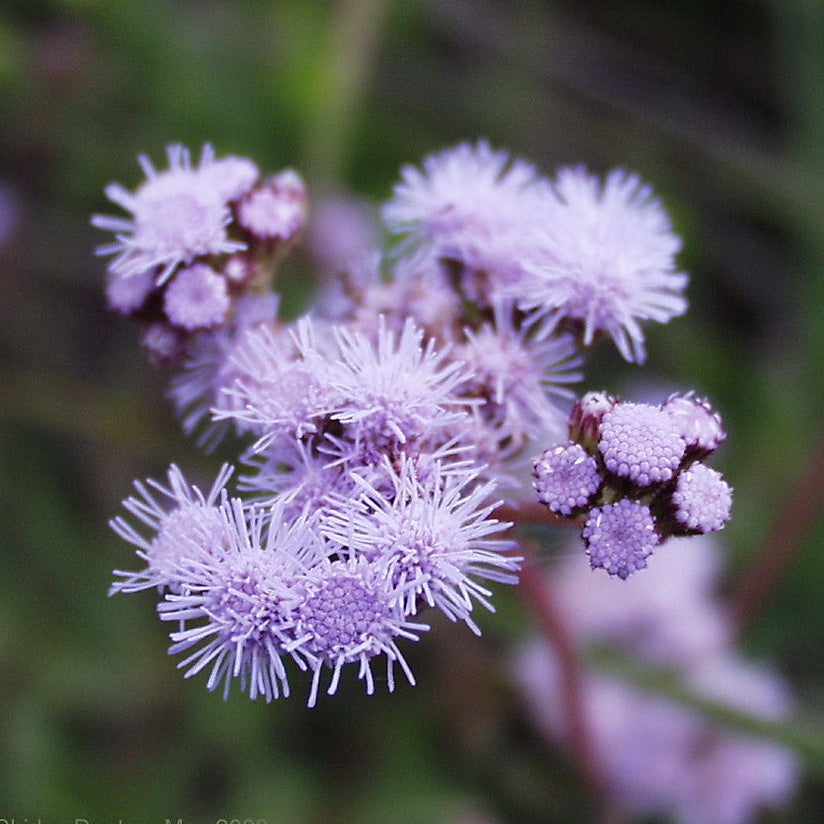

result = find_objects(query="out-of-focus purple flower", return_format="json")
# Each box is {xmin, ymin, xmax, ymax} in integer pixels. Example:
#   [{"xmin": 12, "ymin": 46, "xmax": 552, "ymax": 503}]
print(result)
[
  {"xmin": 0, "ymin": 181, "xmax": 20, "ymax": 249},
  {"xmin": 308, "ymin": 193, "xmax": 380, "ymax": 275},
  {"xmin": 519, "ymin": 167, "xmax": 688, "ymax": 362},
  {"xmin": 582, "ymin": 499, "xmax": 659, "ymax": 579},
  {"xmin": 162, "ymin": 263, "xmax": 231, "ymax": 330},
  {"xmin": 533, "ymin": 443, "xmax": 601, "ymax": 515},
  {"xmin": 109, "ymin": 463, "xmax": 234, "ymax": 594},
  {"xmin": 513, "ymin": 535, "xmax": 798, "ymax": 824},
  {"xmin": 105, "ymin": 267, "xmax": 156, "ymax": 314},
  {"xmin": 552, "ymin": 535, "xmax": 731, "ymax": 666},
  {"xmin": 92, "ymin": 143, "xmax": 247, "ymax": 284},
  {"xmin": 236, "ymin": 169, "xmax": 306, "ymax": 244},
  {"xmin": 598, "ymin": 401, "xmax": 686, "ymax": 486},
  {"xmin": 671, "ymin": 463, "xmax": 733, "ymax": 533}
]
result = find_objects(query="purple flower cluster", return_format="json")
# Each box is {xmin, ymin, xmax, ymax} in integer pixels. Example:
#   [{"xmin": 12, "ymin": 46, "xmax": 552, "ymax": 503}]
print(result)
[
  {"xmin": 93, "ymin": 144, "xmax": 306, "ymax": 362},
  {"xmin": 95, "ymin": 140, "xmax": 719, "ymax": 702},
  {"xmin": 534, "ymin": 391, "xmax": 732, "ymax": 578}
]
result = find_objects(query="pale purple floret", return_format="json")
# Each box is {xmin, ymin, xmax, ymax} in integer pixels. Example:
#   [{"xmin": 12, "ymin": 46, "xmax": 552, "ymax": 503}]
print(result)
[
  {"xmin": 236, "ymin": 169, "xmax": 306, "ymax": 242},
  {"xmin": 238, "ymin": 438, "xmax": 359, "ymax": 520},
  {"xmin": 583, "ymin": 499, "xmax": 659, "ymax": 579},
  {"xmin": 320, "ymin": 316, "xmax": 471, "ymax": 463},
  {"xmin": 382, "ymin": 140, "xmax": 549, "ymax": 298},
  {"xmin": 109, "ymin": 463, "xmax": 234, "ymax": 594},
  {"xmin": 214, "ymin": 317, "xmax": 338, "ymax": 448},
  {"xmin": 454, "ymin": 308, "xmax": 582, "ymax": 448},
  {"xmin": 92, "ymin": 143, "xmax": 246, "ymax": 284},
  {"xmin": 598, "ymin": 402, "xmax": 686, "ymax": 486},
  {"xmin": 533, "ymin": 443, "xmax": 601, "ymax": 515},
  {"xmin": 289, "ymin": 556, "xmax": 428, "ymax": 707},
  {"xmin": 672, "ymin": 463, "xmax": 733, "ymax": 533},
  {"xmin": 201, "ymin": 154, "xmax": 260, "ymax": 202},
  {"xmin": 163, "ymin": 263, "xmax": 231, "ymax": 330},
  {"xmin": 168, "ymin": 293, "xmax": 280, "ymax": 447},
  {"xmin": 663, "ymin": 392, "xmax": 726, "ymax": 455},
  {"xmin": 141, "ymin": 322, "xmax": 185, "ymax": 364},
  {"xmin": 322, "ymin": 459, "xmax": 519, "ymax": 633},
  {"xmin": 519, "ymin": 167, "xmax": 688, "ymax": 363},
  {"xmin": 157, "ymin": 498, "xmax": 325, "ymax": 702}
]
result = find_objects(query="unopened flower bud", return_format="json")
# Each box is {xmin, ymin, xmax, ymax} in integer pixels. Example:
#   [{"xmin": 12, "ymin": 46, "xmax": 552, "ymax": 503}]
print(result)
[{"xmin": 569, "ymin": 390, "xmax": 616, "ymax": 452}]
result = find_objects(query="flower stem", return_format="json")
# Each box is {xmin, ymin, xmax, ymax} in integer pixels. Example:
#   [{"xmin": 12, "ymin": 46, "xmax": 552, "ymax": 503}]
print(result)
[
  {"xmin": 517, "ymin": 539, "xmax": 606, "ymax": 802},
  {"xmin": 731, "ymin": 427, "xmax": 824, "ymax": 635}
]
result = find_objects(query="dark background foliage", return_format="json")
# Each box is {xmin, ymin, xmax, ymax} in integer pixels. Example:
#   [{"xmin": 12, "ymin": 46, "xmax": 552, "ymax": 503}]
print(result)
[{"xmin": 1, "ymin": 1, "xmax": 823, "ymax": 821}]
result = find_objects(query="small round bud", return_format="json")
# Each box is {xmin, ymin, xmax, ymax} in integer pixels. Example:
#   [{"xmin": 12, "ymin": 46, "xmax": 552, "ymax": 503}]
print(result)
[
  {"xmin": 237, "ymin": 169, "xmax": 307, "ymax": 244},
  {"xmin": 106, "ymin": 269, "xmax": 156, "ymax": 314},
  {"xmin": 163, "ymin": 263, "xmax": 231, "ymax": 331},
  {"xmin": 671, "ymin": 463, "xmax": 733, "ymax": 533},
  {"xmin": 582, "ymin": 499, "xmax": 659, "ymax": 579},
  {"xmin": 598, "ymin": 402, "xmax": 686, "ymax": 487},
  {"xmin": 569, "ymin": 391, "xmax": 617, "ymax": 451},
  {"xmin": 533, "ymin": 443, "xmax": 602, "ymax": 515},
  {"xmin": 662, "ymin": 392, "xmax": 725, "ymax": 458}
]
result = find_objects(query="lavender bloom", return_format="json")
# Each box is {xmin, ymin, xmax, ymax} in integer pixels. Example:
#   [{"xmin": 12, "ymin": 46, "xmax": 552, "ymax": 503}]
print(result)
[
  {"xmin": 105, "ymin": 267, "xmax": 156, "ymax": 314},
  {"xmin": 517, "ymin": 643, "xmax": 797, "ymax": 824},
  {"xmin": 215, "ymin": 316, "xmax": 338, "ymax": 448},
  {"xmin": 582, "ymin": 499, "xmax": 659, "ymax": 579},
  {"xmin": 319, "ymin": 317, "xmax": 471, "ymax": 465},
  {"xmin": 158, "ymin": 498, "xmax": 323, "ymax": 701},
  {"xmin": 322, "ymin": 459, "xmax": 519, "ymax": 633},
  {"xmin": 92, "ymin": 143, "xmax": 247, "ymax": 284},
  {"xmin": 533, "ymin": 443, "xmax": 601, "ymax": 515},
  {"xmin": 552, "ymin": 535, "xmax": 731, "ymax": 666},
  {"xmin": 520, "ymin": 167, "xmax": 688, "ymax": 362},
  {"xmin": 382, "ymin": 140, "xmax": 549, "ymax": 300},
  {"xmin": 110, "ymin": 463, "xmax": 234, "ymax": 594},
  {"xmin": 289, "ymin": 556, "xmax": 428, "ymax": 707},
  {"xmin": 453, "ymin": 309, "xmax": 582, "ymax": 449},
  {"xmin": 671, "ymin": 463, "xmax": 733, "ymax": 533},
  {"xmin": 598, "ymin": 401, "xmax": 686, "ymax": 486},
  {"xmin": 238, "ymin": 438, "xmax": 359, "ymax": 520}
]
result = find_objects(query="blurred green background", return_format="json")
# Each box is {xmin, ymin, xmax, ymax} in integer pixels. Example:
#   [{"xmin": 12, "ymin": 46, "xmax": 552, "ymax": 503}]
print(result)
[{"xmin": 2, "ymin": 0, "xmax": 824, "ymax": 821}]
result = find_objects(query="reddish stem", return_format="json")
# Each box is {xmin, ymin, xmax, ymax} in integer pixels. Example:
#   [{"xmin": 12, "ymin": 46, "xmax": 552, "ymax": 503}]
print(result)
[
  {"xmin": 731, "ymin": 429, "xmax": 824, "ymax": 635},
  {"xmin": 516, "ymin": 539, "xmax": 606, "ymax": 802},
  {"xmin": 496, "ymin": 501, "xmax": 583, "ymax": 528}
]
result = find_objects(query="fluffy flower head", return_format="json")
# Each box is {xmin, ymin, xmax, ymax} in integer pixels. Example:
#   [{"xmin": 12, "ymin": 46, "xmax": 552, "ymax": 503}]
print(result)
[
  {"xmin": 93, "ymin": 144, "xmax": 246, "ymax": 283},
  {"xmin": 520, "ymin": 167, "xmax": 688, "ymax": 362}
]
